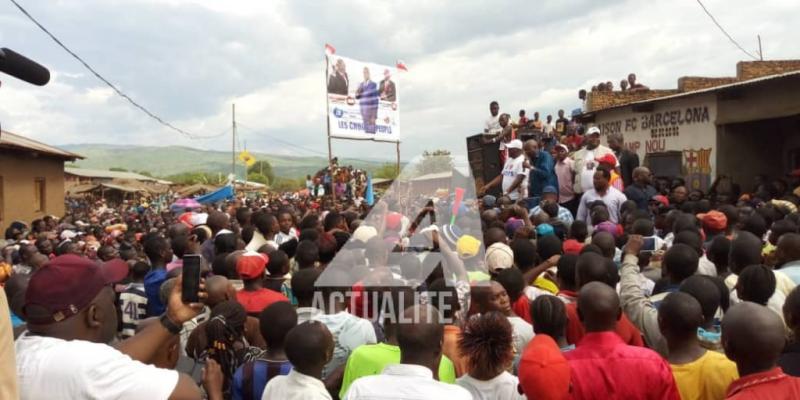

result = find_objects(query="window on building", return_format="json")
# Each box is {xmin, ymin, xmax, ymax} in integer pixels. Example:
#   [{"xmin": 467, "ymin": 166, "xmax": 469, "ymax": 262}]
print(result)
[{"xmin": 34, "ymin": 178, "xmax": 46, "ymax": 212}]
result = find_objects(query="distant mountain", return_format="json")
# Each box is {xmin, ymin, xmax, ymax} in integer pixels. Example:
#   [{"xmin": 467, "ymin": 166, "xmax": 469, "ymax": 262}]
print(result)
[{"xmin": 62, "ymin": 144, "xmax": 391, "ymax": 179}]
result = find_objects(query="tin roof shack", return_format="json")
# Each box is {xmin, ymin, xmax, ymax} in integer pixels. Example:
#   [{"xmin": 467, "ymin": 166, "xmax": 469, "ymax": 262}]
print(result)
[
  {"xmin": 0, "ymin": 130, "xmax": 83, "ymax": 227},
  {"xmin": 579, "ymin": 60, "xmax": 800, "ymax": 192}
]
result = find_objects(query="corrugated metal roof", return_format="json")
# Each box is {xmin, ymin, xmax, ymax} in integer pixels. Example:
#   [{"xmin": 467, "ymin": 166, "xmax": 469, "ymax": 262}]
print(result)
[
  {"xmin": 585, "ymin": 69, "xmax": 800, "ymax": 114},
  {"xmin": 65, "ymin": 167, "xmax": 172, "ymax": 185},
  {"xmin": 0, "ymin": 130, "xmax": 84, "ymax": 160}
]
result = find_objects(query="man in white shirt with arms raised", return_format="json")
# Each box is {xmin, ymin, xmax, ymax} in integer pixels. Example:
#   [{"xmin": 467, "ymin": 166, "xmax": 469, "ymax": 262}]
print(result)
[
  {"xmin": 344, "ymin": 304, "xmax": 471, "ymax": 400},
  {"xmin": 481, "ymin": 139, "xmax": 527, "ymax": 201}
]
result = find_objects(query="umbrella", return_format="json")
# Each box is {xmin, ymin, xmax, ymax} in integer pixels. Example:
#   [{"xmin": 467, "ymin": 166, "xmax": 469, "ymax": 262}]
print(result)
[{"xmin": 170, "ymin": 198, "xmax": 202, "ymax": 213}]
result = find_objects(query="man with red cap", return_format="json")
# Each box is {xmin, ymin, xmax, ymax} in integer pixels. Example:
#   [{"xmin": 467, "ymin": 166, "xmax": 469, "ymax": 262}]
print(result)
[
  {"xmin": 698, "ymin": 210, "xmax": 727, "ymax": 248},
  {"xmin": 596, "ymin": 153, "xmax": 624, "ymax": 191},
  {"xmin": 15, "ymin": 254, "xmax": 218, "ymax": 399},
  {"xmin": 235, "ymin": 251, "xmax": 289, "ymax": 316}
]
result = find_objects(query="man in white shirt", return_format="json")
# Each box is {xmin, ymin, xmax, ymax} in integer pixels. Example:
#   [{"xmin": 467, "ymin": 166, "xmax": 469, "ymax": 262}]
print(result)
[
  {"xmin": 571, "ymin": 126, "xmax": 615, "ymax": 196},
  {"xmin": 246, "ymin": 212, "xmax": 278, "ymax": 252},
  {"xmin": 312, "ymin": 281, "xmax": 377, "ymax": 379},
  {"xmin": 262, "ymin": 320, "xmax": 334, "ymax": 400},
  {"xmin": 15, "ymin": 254, "xmax": 212, "ymax": 400},
  {"xmin": 343, "ymin": 304, "xmax": 471, "ymax": 400},
  {"xmin": 484, "ymin": 101, "xmax": 501, "ymax": 135},
  {"xmin": 576, "ymin": 166, "xmax": 628, "ymax": 225},
  {"xmin": 480, "ymin": 139, "xmax": 528, "ymax": 201}
]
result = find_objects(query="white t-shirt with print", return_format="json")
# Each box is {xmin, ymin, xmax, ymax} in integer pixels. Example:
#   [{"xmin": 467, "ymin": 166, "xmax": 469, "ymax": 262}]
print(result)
[
  {"xmin": 579, "ymin": 148, "xmax": 597, "ymax": 193},
  {"xmin": 15, "ymin": 333, "xmax": 179, "ymax": 400},
  {"xmin": 501, "ymin": 155, "xmax": 528, "ymax": 201}
]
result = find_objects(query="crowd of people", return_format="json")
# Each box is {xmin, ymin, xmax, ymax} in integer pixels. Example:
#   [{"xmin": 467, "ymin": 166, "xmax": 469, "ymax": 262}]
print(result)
[
  {"xmin": 306, "ymin": 157, "xmax": 370, "ymax": 204},
  {"xmin": 2, "ymin": 110, "xmax": 800, "ymax": 399}
]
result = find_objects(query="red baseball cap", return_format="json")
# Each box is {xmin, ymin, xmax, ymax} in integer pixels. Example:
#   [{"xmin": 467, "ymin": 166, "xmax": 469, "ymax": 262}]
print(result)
[
  {"xmin": 236, "ymin": 251, "xmax": 269, "ymax": 279},
  {"xmin": 595, "ymin": 153, "xmax": 618, "ymax": 167},
  {"xmin": 24, "ymin": 254, "xmax": 129, "ymax": 324},
  {"xmin": 650, "ymin": 195, "xmax": 670, "ymax": 208},
  {"xmin": 698, "ymin": 210, "xmax": 727, "ymax": 231},
  {"xmin": 518, "ymin": 335, "xmax": 571, "ymax": 399},
  {"xmin": 563, "ymin": 239, "xmax": 584, "ymax": 255}
]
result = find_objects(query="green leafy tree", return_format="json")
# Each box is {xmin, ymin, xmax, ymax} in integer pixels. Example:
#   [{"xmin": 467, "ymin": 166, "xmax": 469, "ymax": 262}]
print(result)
[
  {"xmin": 373, "ymin": 163, "xmax": 400, "ymax": 179},
  {"xmin": 271, "ymin": 177, "xmax": 304, "ymax": 192},
  {"xmin": 416, "ymin": 150, "xmax": 453, "ymax": 175},
  {"xmin": 162, "ymin": 172, "xmax": 220, "ymax": 185},
  {"xmin": 247, "ymin": 160, "xmax": 275, "ymax": 186},
  {"xmin": 247, "ymin": 172, "xmax": 269, "ymax": 185}
]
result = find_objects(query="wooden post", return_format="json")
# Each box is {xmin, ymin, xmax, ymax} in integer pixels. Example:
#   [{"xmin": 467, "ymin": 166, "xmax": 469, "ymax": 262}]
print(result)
[
  {"xmin": 396, "ymin": 141, "xmax": 401, "ymax": 176},
  {"xmin": 325, "ymin": 54, "xmax": 336, "ymax": 205},
  {"xmin": 231, "ymin": 103, "xmax": 236, "ymax": 186}
]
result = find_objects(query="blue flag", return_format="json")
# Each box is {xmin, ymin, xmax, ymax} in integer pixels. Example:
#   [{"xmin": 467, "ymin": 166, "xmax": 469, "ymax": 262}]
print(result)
[{"xmin": 365, "ymin": 174, "xmax": 374, "ymax": 206}]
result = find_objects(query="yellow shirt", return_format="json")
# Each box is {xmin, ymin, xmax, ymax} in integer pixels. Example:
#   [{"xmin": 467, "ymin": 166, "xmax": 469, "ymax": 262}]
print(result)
[{"xmin": 670, "ymin": 350, "xmax": 738, "ymax": 400}]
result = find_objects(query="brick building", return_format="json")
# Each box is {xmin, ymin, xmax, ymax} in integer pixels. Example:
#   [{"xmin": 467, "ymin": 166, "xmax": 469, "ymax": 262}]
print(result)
[
  {"xmin": 579, "ymin": 60, "xmax": 800, "ymax": 191},
  {"xmin": 0, "ymin": 130, "xmax": 83, "ymax": 228}
]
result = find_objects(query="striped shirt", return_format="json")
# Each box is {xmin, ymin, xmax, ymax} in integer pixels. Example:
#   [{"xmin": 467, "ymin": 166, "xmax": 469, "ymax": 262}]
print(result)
[
  {"xmin": 119, "ymin": 283, "xmax": 148, "ymax": 339},
  {"xmin": 232, "ymin": 359, "xmax": 292, "ymax": 400}
]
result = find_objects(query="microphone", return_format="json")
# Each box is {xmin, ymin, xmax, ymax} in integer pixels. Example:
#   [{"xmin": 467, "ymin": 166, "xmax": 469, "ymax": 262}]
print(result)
[{"xmin": 0, "ymin": 48, "xmax": 50, "ymax": 86}]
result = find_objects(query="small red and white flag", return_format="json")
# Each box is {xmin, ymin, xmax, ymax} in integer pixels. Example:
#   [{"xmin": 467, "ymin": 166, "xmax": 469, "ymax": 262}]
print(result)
[
  {"xmin": 396, "ymin": 60, "xmax": 408, "ymax": 71},
  {"xmin": 324, "ymin": 43, "xmax": 336, "ymax": 56}
]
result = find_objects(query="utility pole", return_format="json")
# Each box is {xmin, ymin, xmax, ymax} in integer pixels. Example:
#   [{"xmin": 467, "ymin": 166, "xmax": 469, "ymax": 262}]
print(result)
[
  {"xmin": 758, "ymin": 35, "xmax": 763, "ymax": 61},
  {"xmin": 231, "ymin": 103, "xmax": 236, "ymax": 186}
]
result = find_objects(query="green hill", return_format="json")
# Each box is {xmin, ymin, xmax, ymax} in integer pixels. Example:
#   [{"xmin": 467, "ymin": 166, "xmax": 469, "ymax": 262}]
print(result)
[{"xmin": 62, "ymin": 144, "xmax": 390, "ymax": 179}]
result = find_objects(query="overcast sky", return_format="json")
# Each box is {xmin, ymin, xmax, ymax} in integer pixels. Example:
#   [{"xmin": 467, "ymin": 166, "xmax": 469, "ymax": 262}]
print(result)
[{"xmin": 0, "ymin": 0, "xmax": 796, "ymax": 162}]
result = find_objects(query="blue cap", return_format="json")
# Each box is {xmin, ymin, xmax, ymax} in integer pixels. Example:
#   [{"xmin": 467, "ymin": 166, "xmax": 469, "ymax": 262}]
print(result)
[
  {"xmin": 542, "ymin": 186, "xmax": 558, "ymax": 194},
  {"xmin": 536, "ymin": 223, "xmax": 555, "ymax": 236}
]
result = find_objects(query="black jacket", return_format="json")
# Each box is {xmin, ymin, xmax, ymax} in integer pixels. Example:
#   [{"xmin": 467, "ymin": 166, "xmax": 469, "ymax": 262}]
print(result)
[{"xmin": 616, "ymin": 149, "xmax": 640, "ymax": 187}]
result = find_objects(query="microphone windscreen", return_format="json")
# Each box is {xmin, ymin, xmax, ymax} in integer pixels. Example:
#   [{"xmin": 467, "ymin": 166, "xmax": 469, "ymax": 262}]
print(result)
[{"xmin": 0, "ymin": 48, "xmax": 50, "ymax": 86}]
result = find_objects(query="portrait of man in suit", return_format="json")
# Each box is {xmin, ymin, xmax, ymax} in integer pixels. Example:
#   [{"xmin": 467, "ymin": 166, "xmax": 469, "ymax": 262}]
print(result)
[
  {"xmin": 356, "ymin": 67, "xmax": 379, "ymax": 134},
  {"xmin": 327, "ymin": 58, "xmax": 349, "ymax": 96},
  {"xmin": 378, "ymin": 69, "xmax": 396, "ymax": 102}
]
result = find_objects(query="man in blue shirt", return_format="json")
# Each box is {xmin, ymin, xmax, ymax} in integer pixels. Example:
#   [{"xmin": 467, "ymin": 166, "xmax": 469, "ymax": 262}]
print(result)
[
  {"xmin": 623, "ymin": 167, "xmax": 658, "ymax": 212},
  {"xmin": 143, "ymin": 235, "xmax": 172, "ymax": 316},
  {"xmin": 524, "ymin": 139, "xmax": 557, "ymax": 208},
  {"xmin": 529, "ymin": 186, "xmax": 574, "ymax": 227}
]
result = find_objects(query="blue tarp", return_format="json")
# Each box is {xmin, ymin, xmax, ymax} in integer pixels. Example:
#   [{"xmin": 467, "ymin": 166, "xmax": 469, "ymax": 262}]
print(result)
[
  {"xmin": 365, "ymin": 174, "xmax": 374, "ymax": 206},
  {"xmin": 195, "ymin": 185, "xmax": 234, "ymax": 204}
]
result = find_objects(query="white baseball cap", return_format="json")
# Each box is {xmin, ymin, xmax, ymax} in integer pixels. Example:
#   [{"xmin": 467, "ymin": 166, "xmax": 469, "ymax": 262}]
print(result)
[
  {"xmin": 506, "ymin": 139, "xmax": 523, "ymax": 150},
  {"xmin": 587, "ymin": 127, "xmax": 601, "ymax": 136}
]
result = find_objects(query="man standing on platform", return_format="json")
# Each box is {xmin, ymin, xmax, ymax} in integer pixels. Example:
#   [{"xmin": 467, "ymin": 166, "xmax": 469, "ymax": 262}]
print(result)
[
  {"xmin": 554, "ymin": 144, "xmax": 578, "ymax": 216},
  {"xmin": 523, "ymin": 139, "xmax": 557, "ymax": 208},
  {"xmin": 571, "ymin": 127, "xmax": 615, "ymax": 203},
  {"xmin": 481, "ymin": 139, "xmax": 527, "ymax": 202},
  {"xmin": 607, "ymin": 132, "xmax": 639, "ymax": 188}
]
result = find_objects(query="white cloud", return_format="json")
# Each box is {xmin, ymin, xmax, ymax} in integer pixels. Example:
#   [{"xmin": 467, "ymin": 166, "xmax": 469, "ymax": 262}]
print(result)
[{"xmin": 0, "ymin": 0, "xmax": 796, "ymax": 164}]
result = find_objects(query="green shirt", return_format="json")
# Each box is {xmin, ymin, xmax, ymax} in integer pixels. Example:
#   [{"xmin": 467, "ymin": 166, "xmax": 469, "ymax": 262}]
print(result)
[{"xmin": 339, "ymin": 342, "xmax": 457, "ymax": 397}]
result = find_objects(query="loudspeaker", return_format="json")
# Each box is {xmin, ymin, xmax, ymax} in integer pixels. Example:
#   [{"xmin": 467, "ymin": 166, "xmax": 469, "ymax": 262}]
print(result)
[{"xmin": 466, "ymin": 134, "xmax": 502, "ymax": 197}]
